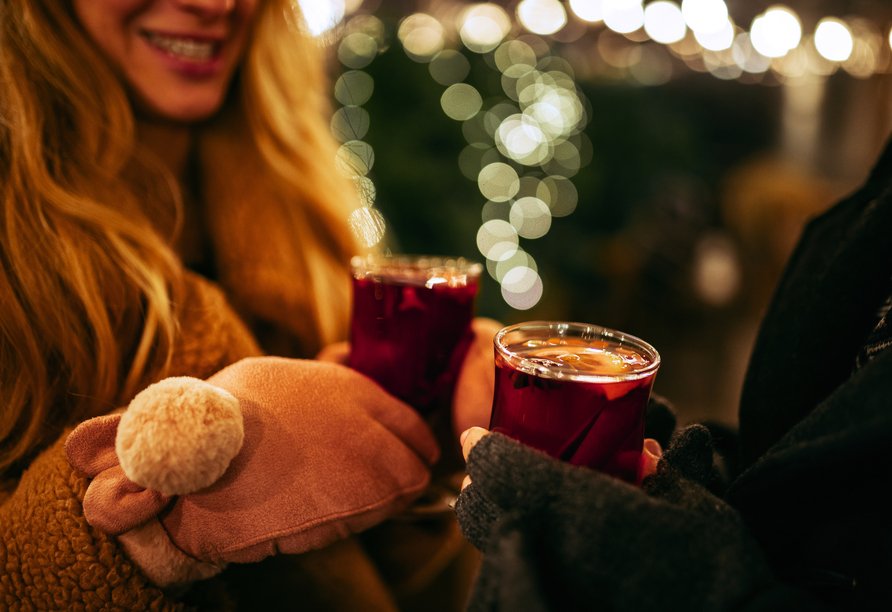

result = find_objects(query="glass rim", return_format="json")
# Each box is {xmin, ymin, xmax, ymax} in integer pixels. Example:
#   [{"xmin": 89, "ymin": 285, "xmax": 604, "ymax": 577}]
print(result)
[
  {"xmin": 494, "ymin": 320, "xmax": 661, "ymax": 383},
  {"xmin": 351, "ymin": 254, "xmax": 483, "ymax": 284}
]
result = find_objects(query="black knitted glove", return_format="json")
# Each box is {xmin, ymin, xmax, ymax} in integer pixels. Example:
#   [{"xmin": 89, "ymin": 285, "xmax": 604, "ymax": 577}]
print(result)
[
  {"xmin": 455, "ymin": 394, "xmax": 679, "ymax": 553},
  {"xmin": 455, "ymin": 431, "xmax": 778, "ymax": 612}
]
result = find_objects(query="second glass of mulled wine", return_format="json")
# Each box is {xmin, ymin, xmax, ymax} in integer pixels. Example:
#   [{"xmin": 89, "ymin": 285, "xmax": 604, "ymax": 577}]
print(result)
[{"xmin": 490, "ymin": 321, "xmax": 660, "ymax": 484}]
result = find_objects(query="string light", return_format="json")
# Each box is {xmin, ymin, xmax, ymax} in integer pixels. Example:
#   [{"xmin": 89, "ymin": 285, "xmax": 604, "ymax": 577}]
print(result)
[{"xmin": 313, "ymin": 0, "xmax": 892, "ymax": 310}]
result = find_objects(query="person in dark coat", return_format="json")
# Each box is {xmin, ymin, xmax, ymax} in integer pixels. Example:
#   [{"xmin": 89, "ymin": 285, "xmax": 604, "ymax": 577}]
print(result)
[{"xmin": 454, "ymin": 138, "xmax": 892, "ymax": 611}]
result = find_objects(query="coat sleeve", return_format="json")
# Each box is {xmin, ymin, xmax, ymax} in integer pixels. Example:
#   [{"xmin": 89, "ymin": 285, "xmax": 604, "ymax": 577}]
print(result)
[
  {"xmin": 454, "ymin": 431, "xmax": 834, "ymax": 612},
  {"xmin": 0, "ymin": 431, "xmax": 187, "ymax": 612}
]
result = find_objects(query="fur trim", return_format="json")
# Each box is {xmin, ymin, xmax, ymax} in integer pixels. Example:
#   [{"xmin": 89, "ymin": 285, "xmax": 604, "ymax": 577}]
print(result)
[{"xmin": 117, "ymin": 377, "xmax": 243, "ymax": 496}]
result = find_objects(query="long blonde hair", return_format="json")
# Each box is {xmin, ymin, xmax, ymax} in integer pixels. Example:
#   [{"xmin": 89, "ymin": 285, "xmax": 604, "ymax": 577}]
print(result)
[{"xmin": 0, "ymin": 0, "xmax": 361, "ymax": 474}]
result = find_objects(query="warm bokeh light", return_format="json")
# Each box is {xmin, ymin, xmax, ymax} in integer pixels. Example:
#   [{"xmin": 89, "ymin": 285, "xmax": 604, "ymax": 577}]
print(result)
[
  {"xmin": 603, "ymin": 0, "xmax": 645, "ymax": 35},
  {"xmin": 298, "ymin": 0, "xmax": 345, "ymax": 36},
  {"xmin": 331, "ymin": 106, "xmax": 370, "ymax": 142},
  {"xmin": 681, "ymin": 0, "xmax": 728, "ymax": 35},
  {"xmin": 348, "ymin": 207, "xmax": 386, "ymax": 248},
  {"xmin": 500, "ymin": 266, "xmax": 544, "ymax": 309},
  {"xmin": 643, "ymin": 2, "xmax": 686, "ymax": 44},
  {"xmin": 459, "ymin": 4, "xmax": 513, "ymax": 53},
  {"xmin": 842, "ymin": 19, "xmax": 881, "ymax": 78},
  {"xmin": 441, "ymin": 83, "xmax": 484, "ymax": 121},
  {"xmin": 497, "ymin": 114, "xmax": 549, "ymax": 165},
  {"xmin": 732, "ymin": 32, "xmax": 770, "ymax": 73},
  {"xmin": 477, "ymin": 219, "xmax": 519, "ymax": 261},
  {"xmin": 537, "ymin": 175, "xmax": 578, "ymax": 216},
  {"xmin": 693, "ymin": 233, "xmax": 740, "ymax": 305},
  {"xmin": 338, "ymin": 33, "xmax": 377, "ymax": 69},
  {"xmin": 517, "ymin": 0, "xmax": 568, "ymax": 36},
  {"xmin": 429, "ymin": 50, "xmax": 472, "ymax": 85},
  {"xmin": 398, "ymin": 13, "xmax": 445, "ymax": 62},
  {"xmin": 569, "ymin": 0, "xmax": 604, "ymax": 23},
  {"xmin": 814, "ymin": 18, "xmax": 854, "ymax": 61},
  {"xmin": 478, "ymin": 162, "xmax": 521, "ymax": 202},
  {"xmin": 694, "ymin": 18, "xmax": 734, "ymax": 50},
  {"xmin": 336, "ymin": 140, "xmax": 375, "ymax": 176},
  {"xmin": 334, "ymin": 70, "xmax": 374, "ymax": 106},
  {"xmin": 510, "ymin": 197, "xmax": 552, "ymax": 238},
  {"xmin": 750, "ymin": 7, "xmax": 801, "ymax": 58}
]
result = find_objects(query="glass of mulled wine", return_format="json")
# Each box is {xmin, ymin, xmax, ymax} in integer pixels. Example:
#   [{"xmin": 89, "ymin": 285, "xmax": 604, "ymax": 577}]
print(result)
[
  {"xmin": 490, "ymin": 321, "xmax": 660, "ymax": 484},
  {"xmin": 349, "ymin": 254, "xmax": 483, "ymax": 416}
]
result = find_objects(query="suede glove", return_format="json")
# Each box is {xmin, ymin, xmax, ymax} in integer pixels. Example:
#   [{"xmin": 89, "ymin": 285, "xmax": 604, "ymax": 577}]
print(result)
[
  {"xmin": 65, "ymin": 357, "xmax": 439, "ymax": 588},
  {"xmin": 454, "ymin": 424, "xmax": 781, "ymax": 612}
]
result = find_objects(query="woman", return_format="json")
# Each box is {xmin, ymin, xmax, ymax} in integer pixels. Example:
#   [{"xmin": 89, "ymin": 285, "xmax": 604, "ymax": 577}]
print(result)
[
  {"xmin": 0, "ymin": 0, "xmax": 469, "ymax": 609},
  {"xmin": 455, "ymin": 138, "xmax": 892, "ymax": 610}
]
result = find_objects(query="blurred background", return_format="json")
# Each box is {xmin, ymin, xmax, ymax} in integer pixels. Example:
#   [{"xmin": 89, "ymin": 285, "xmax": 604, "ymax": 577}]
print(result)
[{"xmin": 303, "ymin": 0, "xmax": 892, "ymax": 428}]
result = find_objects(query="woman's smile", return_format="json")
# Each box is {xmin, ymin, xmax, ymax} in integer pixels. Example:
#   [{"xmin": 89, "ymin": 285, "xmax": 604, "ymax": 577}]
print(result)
[{"xmin": 73, "ymin": 0, "xmax": 260, "ymax": 122}]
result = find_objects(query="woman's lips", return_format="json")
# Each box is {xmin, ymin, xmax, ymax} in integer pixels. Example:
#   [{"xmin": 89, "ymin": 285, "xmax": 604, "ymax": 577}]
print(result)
[{"xmin": 141, "ymin": 31, "xmax": 225, "ymax": 77}]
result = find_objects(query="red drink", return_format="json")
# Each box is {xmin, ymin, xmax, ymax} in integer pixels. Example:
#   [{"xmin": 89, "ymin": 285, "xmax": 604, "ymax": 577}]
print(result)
[
  {"xmin": 490, "ymin": 322, "xmax": 660, "ymax": 483},
  {"xmin": 349, "ymin": 255, "xmax": 482, "ymax": 415}
]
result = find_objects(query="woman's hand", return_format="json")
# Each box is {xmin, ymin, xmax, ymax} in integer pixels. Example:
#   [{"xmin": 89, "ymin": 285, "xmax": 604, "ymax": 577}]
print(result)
[{"xmin": 459, "ymin": 427, "xmax": 664, "ymax": 489}]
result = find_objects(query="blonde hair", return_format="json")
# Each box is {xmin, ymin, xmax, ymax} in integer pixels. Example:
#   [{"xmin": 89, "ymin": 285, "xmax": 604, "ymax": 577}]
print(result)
[{"xmin": 0, "ymin": 0, "xmax": 361, "ymax": 474}]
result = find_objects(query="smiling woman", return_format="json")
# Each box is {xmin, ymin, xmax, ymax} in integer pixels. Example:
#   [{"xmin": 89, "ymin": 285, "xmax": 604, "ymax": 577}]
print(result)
[{"xmin": 0, "ymin": 0, "xmax": 464, "ymax": 610}]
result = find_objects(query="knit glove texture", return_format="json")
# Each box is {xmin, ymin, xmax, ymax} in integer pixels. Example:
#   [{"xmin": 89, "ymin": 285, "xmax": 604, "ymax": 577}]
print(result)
[{"xmin": 454, "ymin": 425, "xmax": 777, "ymax": 611}]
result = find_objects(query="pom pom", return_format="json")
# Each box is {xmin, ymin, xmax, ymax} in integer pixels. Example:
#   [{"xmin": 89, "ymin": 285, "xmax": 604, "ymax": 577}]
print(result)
[{"xmin": 117, "ymin": 377, "xmax": 243, "ymax": 496}]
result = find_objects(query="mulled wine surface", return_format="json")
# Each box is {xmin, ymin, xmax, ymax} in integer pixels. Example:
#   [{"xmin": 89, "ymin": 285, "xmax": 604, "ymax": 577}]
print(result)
[
  {"xmin": 489, "ymin": 338, "xmax": 657, "ymax": 482},
  {"xmin": 349, "ymin": 268, "xmax": 478, "ymax": 415}
]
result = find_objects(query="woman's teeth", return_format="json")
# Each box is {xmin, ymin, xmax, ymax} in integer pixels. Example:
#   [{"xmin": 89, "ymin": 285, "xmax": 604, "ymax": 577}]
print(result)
[{"xmin": 146, "ymin": 34, "xmax": 216, "ymax": 60}]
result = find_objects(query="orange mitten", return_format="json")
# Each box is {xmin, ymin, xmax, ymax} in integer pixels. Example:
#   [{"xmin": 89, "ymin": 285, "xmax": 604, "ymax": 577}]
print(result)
[{"xmin": 65, "ymin": 357, "xmax": 439, "ymax": 588}]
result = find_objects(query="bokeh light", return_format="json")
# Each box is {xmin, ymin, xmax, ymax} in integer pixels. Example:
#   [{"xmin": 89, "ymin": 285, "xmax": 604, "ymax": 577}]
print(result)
[
  {"xmin": 694, "ymin": 18, "xmax": 734, "ymax": 50},
  {"xmin": 336, "ymin": 140, "xmax": 375, "ymax": 176},
  {"xmin": 681, "ymin": 0, "xmax": 728, "ymax": 35},
  {"xmin": 477, "ymin": 219, "xmax": 519, "ymax": 261},
  {"xmin": 338, "ymin": 33, "xmax": 377, "ymax": 69},
  {"xmin": 334, "ymin": 70, "xmax": 374, "ymax": 106},
  {"xmin": 348, "ymin": 207, "xmax": 386, "ymax": 248},
  {"xmin": 569, "ymin": 0, "xmax": 604, "ymax": 23},
  {"xmin": 441, "ymin": 84, "xmax": 484, "ymax": 121},
  {"xmin": 815, "ymin": 18, "xmax": 854, "ymax": 62},
  {"xmin": 501, "ymin": 266, "xmax": 544, "ymax": 310},
  {"xmin": 732, "ymin": 32, "xmax": 770, "ymax": 73},
  {"xmin": 478, "ymin": 162, "xmax": 521, "ymax": 202},
  {"xmin": 297, "ymin": 0, "xmax": 345, "ymax": 37},
  {"xmin": 398, "ymin": 13, "xmax": 445, "ymax": 62},
  {"xmin": 517, "ymin": 0, "xmax": 568, "ymax": 36},
  {"xmin": 510, "ymin": 197, "xmax": 552, "ymax": 238},
  {"xmin": 693, "ymin": 233, "xmax": 740, "ymax": 305},
  {"xmin": 644, "ymin": 2, "xmax": 686, "ymax": 44},
  {"xmin": 459, "ymin": 4, "xmax": 513, "ymax": 53},
  {"xmin": 429, "ymin": 50, "xmax": 472, "ymax": 85},
  {"xmin": 603, "ymin": 0, "xmax": 645, "ymax": 35},
  {"xmin": 842, "ymin": 18, "xmax": 880, "ymax": 78},
  {"xmin": 331, "ymin": 106, "xmax": 370, "ymax": 142},
  {"xmin": 750, "ymin": 7, "xmax": 801, "ymax": 58}
]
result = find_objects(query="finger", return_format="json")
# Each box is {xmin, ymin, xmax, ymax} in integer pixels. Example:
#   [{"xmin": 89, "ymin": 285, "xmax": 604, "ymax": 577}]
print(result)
[
  {"xmin": 643, "ymin": 437, "xmax": 663, "ymax": 458},
  {"xmin": 460, "ymin": 427, "xmax": 490, "ymax": 462},
  {"xmin": 637, "ymin": 438, "xmax": 663, "ymax": 485},
  {"xmin": 461, "ymin": 474, "xmax": 472, "ymax": 491}
]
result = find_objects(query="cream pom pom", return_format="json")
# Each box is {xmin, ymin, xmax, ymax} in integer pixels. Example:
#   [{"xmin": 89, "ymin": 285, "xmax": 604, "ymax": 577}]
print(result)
[{"xmin": 117, "ymin": 377, "xmax": 243, "ymax": 496}]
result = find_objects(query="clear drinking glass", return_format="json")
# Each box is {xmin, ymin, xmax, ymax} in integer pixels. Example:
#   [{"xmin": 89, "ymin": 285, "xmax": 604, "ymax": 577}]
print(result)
[
  {"xmin": 349, "ymin": 254, "xmax": 483, "ymax": 416},
  {"xmin": 490, "ymin": 321, "xmax": 661, "ymax": 483}
]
